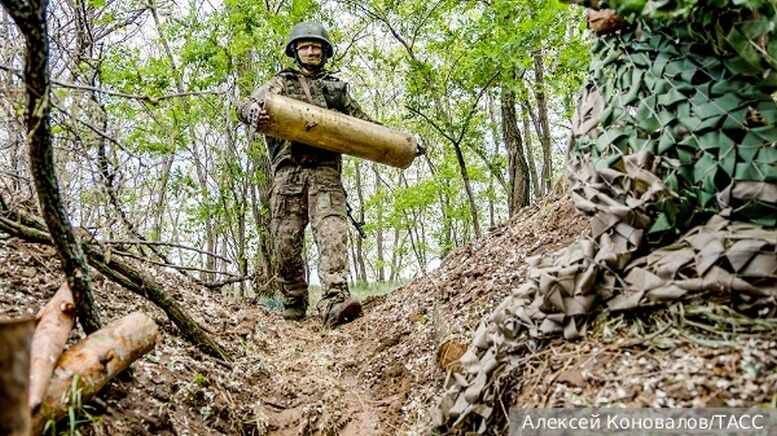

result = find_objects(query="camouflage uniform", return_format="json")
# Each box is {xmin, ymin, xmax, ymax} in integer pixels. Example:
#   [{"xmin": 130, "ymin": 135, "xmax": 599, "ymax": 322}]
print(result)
[{"xmin": 239, "ymin": 68, "xmax": 371, "ymax": 314}]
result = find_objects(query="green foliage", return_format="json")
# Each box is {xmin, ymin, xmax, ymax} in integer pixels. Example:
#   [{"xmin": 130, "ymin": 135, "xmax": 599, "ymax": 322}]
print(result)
[
  {"xmin": 43, "ymin": 375, "xmax": 97, "ymax": 436},
  {"xmin": 49, "ymin": 0, "xmax": 589, "ymax": 286}
]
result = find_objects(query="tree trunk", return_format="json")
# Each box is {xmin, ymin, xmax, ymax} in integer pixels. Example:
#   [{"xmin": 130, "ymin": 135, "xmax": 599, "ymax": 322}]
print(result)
[
  {"xmin": 2, "ymin": 9, "xmax": 25, "ymax": 194},
  {"xmin": 421, "ymin": 150, "xmax": 453, "ymax": 255},
  {"xmin": 347, "ymin": 228, "xmax": 358, "ymax": 283},
  {"xmin": 373, "ymin": 165, "xmax": 386, "ymax": 282},
  {"xmin": 354, "ymin": 161, "xmax": 368, "ymax": 282},
  {"xmin": 31, "ymin": 312, "xmax": 159, "ymax": 434},
  {"xmin": 29, "ymin": 283, "xmax": 75, "ymax": 412},
  {"xmin": 147, "ymin": 0, "xmax": 179, "ymax": 242},
  {"xmin": 399, "ymin": 173, "xmax": 428, "ymax": 269},
  {"xmin": 204, "ymin": 226, "xmax": 216, "ymax": 282},
  {"xmin": 249, "ymin": 153, "xmax": 275, "ymax": 296},
  {"xmin": 389, "ymin": 229, "xmax": 405, "ymax": 282},
  {"xmin": 521, "ymin": 100, "xmax": 540, "ymax": 199},
  {"xmin": 533, "ymin": 51, "xmax": 553, "ymax": 195},
  {"xmin": 501, "ymin": 87, "xmax": 530, "ymax": 215},
  {"xmin": 3, "ymin": 0, "xmax": 103, "ymax": 333},
  {"xmin": 0, "ymin": 317, "xmax": 35, "ymax": 436},
  {"xmin": 451, "ymin": 141, "xmax": 482, "ymax": 239}
]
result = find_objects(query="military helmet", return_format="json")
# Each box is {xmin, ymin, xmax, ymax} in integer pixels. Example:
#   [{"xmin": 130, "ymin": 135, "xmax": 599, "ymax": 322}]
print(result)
[{"xmin": 285, "ymin": 21, "xmax": 334, "ymax": 59}]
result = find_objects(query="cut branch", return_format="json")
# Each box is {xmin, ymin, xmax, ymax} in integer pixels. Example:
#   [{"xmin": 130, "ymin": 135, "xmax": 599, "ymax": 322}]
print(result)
[
  {"xmin": 28, "ymin": 283, "xmax": 75, "ymax": 413},
  {"xmin": 31, "ymin": 312, "xmax": 159, "ymax": 434}
]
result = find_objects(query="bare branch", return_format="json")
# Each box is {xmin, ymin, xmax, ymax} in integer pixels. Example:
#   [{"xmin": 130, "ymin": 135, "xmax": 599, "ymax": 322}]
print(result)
[{"xmin": 89, "ymin": 239, "xmax": 234, "ymax": 264}]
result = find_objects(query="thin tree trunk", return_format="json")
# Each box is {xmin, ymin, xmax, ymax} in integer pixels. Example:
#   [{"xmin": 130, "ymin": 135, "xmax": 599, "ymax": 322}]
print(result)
[
  {"xmin": 3, "ymin": 9, "xmax": 23, "ymax": 193},
  {"xmin": 533, "ymin": 51, "xmax": 553, "ymax": 194},
  {"xmin": 418, "ymin": 211, "xmax": 428, "ymax": 265},
  {"xmin": 399, "ymin": 173, "xmax": 428, "ymax": 268},
  {"xmin": 372, "ymin": 165, "xmax": 385, "ymax": 282},
  {"xmin": 147, "ymin": 0, "xmax": 182, "ymax": 241},
  {"xmin": 502, "ymin": 86, "xmax": 530, "ymax": 215},
  {"xmin": 204, "ymin": 226, "xmax": 216, "ymax": 281},
  {"xmin": 486, "ymin": 94, "xmax": 500, "ymax": 226},
  {"xmin": 354, "ymin": 161, "xmax": 368, "ymax": 282},
  {"xmin": 451, "ymin": 141, "xmax": 482, "ymax": 239},
  {"xmin": 249, "ymin": 151, "xmax": 274, "ymax": 295},
  {"xmin": 389, "ymin": 228, "xmax": 404, "ymax": 282},
  {"xmin": 347, "ymin": 228, "xmax": 358, "ymax": 283},
  {"xmin": 3, "ymin": 0, "xmax": 102, "ymax": 333},
  {"xmin": 421, "ymin": 151, "xmax": 452, "ymax": 254},
  {"xmin": 521, "ymin": 100, "xmax": 540, "ymax": 199}
]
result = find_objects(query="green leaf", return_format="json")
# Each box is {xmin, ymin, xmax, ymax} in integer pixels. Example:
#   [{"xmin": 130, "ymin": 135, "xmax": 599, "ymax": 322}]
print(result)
[
  {"xmin": 637, "ymin": 101, "xmax": 659, "ymax": 131},
  {"xmin": 657, "ymin": 88, "xmax": 686, "ymax": 107},
  {"xmin": 694, "ymin": 102, "xmax": 725, "ymax": 120},
  {"xmin": 679, "ymin": 116, "xmax": 702, "ymax": 131},
  {"xmin": 719, "ymin": 141, "xmax": 736, "ymax": 176},
  {"xmin": 693, "ymin": 152, "xmax": 718, "ymax": 184},
  {"xmin": 735, "ymin": 162, "xmax": 762, "ymax": 180},
  {"xmin": 725, "ymin": 27, "xmax": 762, "ymax": 69},
  {"xmin": 648, "ymin": 212, "xmax": 672, "ymax": 233},
  {"xmin": 658, "ymin": 129, "xmax": 676, "ymax": 153}
]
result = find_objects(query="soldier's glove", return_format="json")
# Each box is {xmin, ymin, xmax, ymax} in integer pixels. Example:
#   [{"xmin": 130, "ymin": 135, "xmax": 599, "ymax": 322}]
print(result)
[{"xmin": 247, "ymin": 102, "xmax": 271, "ymax": 132}]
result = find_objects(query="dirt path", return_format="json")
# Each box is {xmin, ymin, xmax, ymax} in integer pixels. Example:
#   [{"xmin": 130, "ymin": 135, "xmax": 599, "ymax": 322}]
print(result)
[{"xmin": 245, "ymin": 309, "xmax": 392, "ymax": 435}]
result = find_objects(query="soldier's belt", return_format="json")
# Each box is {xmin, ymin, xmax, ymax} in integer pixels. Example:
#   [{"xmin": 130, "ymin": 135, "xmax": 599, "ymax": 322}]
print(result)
[{"xmin": 260, "ymin": 93, "xmax": 417, "ymax": 169}]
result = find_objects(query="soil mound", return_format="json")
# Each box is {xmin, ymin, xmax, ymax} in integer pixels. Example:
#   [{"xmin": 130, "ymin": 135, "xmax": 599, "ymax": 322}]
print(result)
[{"xmin": 3, "ymin": 193, "xmax": 773, "ymax": 435}]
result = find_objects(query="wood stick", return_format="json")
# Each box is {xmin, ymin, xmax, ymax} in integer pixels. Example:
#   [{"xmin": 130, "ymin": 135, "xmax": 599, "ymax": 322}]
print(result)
[
  {"xmin": 0, "ymin": 317, "xmax": 35, "ymax": 436},
  {"xmin": 106, "ymin": 249, "xmax": 240, "ymax": 276},
  {"xmin": 29, "ymin": 283, "xmax": 76, "ymax": 413},
  {"xmin": 31, "ymin": 312, "xmax": 159, "ymax": 434},
  {"xmin": 88, "ymin": 239, "xmax": 233, "ymax": 264}
]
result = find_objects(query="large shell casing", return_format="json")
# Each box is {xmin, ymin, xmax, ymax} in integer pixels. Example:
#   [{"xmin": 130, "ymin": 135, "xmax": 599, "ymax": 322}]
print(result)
[{"xmin": 261, "ymin": 93, "xmax": 417, "ymax": 169}]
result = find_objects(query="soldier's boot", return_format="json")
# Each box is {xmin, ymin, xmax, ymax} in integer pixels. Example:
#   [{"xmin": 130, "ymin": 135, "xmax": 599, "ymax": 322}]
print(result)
[
  {"xmin": 319, "ymin": 290, "xmax": 362, "ymax": 327},
  {"xmin": 282, "ymin": 295, "xmax": 308, "ymax": 321}
]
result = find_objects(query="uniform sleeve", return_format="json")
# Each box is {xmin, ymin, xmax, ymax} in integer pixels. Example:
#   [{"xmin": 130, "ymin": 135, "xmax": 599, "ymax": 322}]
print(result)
[{"xmin": 237, "ymin": 76, "xmax": 285, "ymax": 128}]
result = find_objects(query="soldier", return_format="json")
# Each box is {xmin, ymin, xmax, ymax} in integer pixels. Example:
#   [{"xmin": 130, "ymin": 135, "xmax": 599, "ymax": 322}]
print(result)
[{"xmin": 238, "ymin": 22, "xmax": 367, "ymax": 326}]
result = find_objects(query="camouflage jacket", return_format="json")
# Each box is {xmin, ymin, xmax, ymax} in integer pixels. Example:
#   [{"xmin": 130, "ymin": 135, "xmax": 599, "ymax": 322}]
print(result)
[{"xmin": 239, "ymin": 68, "xmax": 371, "ymax": 171}]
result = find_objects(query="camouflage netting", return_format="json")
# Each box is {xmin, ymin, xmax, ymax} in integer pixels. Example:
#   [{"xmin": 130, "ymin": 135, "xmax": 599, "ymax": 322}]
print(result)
[{"xmin": 436, "ymin": 1, "xmax": 777, "ymax": 432}]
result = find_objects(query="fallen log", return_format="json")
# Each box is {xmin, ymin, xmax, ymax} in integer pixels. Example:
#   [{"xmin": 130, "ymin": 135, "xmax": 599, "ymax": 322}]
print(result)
[
  {"xmin": 29, "ymin": 283, "xmax": 76, "ymax": 412},
  {"xmin": 0, "ymin": 317, "xmax": 35, "ymax": 436},
  {"xmin": 0, "ymin": 202, "xmax": 230, "ymax": 361},
  {"xmin": 31, "ymin": 312, "xmax": 159, "ymax": 434}
]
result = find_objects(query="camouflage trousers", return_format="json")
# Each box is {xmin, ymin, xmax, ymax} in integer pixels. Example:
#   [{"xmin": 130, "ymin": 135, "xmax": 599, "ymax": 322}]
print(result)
[{"xmin": 270, "ymin": 163, "xmax": 350, "ymax": 308}]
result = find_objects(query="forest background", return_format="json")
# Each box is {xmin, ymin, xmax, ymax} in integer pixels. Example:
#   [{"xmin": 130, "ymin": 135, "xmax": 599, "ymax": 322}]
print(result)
[{"xmin": 0, "ymin": 0, "xmax": 588, "ymax": 296}]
